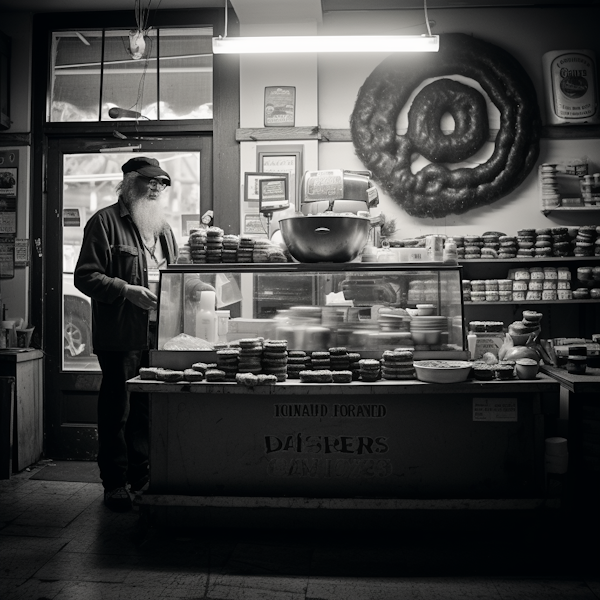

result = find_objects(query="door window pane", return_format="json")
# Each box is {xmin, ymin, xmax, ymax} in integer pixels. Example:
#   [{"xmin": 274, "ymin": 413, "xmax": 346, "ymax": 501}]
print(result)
[
  {"xmin": 62, "ymin": 151, "xmax": 201, "ymax": 371},
  {"xmin": 158, "ymin": 28, "xmax": 213, "ymax": 119},
  {"xmin": 101, "ymin": 30, "xmax": 158, "ymax": 121},
  {"xmin": 50, "ymin": 31, "xmax": 103, "ymax": 121}
]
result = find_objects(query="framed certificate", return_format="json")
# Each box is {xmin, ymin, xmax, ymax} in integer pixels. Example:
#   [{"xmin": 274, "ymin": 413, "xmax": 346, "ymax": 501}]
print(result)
[{"xmin": 244, "ymin": 172, "xmax": 289, "ymax": 203}]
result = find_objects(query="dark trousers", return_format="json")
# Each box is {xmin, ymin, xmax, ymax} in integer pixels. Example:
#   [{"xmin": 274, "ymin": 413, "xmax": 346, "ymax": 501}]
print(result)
[{"xmin": 96, "ymin": 348, "xmax": 150, "ymax": 491}]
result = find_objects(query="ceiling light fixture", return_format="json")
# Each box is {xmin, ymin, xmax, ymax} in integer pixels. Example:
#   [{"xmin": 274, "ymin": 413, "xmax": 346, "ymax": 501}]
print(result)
[{"xmin": 212, "ymin": 0, "xmax": 438, "ymax": 54}]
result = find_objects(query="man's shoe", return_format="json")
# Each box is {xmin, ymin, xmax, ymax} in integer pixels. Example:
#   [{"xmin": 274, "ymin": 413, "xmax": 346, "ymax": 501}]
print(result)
[
  {"xmin": 103, "ymin": 486, "xmax": 132, "ymax": 512},
  {"xmin": 129, "ymin": 475, "xmax": 149, "ymax": 494}
]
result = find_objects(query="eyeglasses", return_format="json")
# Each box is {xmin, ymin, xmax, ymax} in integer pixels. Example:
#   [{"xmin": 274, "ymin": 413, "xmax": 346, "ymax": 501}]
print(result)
[{"xmin": 146, "ymin": 179, "xmax": 168, "ymax": 191}]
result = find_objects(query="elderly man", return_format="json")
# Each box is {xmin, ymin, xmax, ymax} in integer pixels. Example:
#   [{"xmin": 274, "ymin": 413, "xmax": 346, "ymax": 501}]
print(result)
[{"xmin": 74, "ymin": 156, "xmax": 178, "ymax": 511}]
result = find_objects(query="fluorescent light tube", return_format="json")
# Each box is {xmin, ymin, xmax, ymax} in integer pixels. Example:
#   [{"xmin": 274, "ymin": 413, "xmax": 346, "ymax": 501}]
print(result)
[{"xmin": 212, "ymin": 35, "xmax": 439, "ymax": 54}]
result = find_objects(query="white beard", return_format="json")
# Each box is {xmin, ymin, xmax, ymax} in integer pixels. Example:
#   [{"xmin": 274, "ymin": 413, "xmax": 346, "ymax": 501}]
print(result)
[{"xmin": 129, "ymin": 196, "xmax": 167, "ymax": 241}]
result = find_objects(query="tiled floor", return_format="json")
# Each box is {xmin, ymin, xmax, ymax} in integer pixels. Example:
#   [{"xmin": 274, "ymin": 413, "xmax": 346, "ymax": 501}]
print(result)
[{"xmin": 1, "ymin": 462, "xmax": 599, "ymax": 600}]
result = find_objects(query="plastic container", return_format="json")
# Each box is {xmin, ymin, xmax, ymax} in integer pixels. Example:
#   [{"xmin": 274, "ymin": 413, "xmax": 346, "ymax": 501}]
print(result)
[
  {"xmin": 443, "ymin": 238, "xmax": 458, "ymax": 264},
  {"xmin": 196, "ymin": 291, "xmax": 217, "ymax": 343},
  {"xmin": 542, "ymin": 49, "xmax": 600, "ymax": 125}
]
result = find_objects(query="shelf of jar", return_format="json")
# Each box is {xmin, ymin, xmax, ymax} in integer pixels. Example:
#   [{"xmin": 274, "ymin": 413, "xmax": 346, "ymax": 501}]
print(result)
[
  {"xmin": 459, "ymin": 256, "xmax": 599, "ymax": 264},
  {"xmin": 465, "ymin": 299, "xmax": 600, "ymax": 306}
]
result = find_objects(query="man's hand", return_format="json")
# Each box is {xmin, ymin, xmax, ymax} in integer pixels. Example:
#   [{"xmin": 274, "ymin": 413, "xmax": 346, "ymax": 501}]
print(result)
[{"xmin": 122, "ymin": 284, "xmax": 157, "ymax": 310}]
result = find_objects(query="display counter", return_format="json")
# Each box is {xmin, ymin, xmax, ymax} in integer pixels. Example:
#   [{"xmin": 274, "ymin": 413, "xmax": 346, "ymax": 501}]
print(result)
[
  {"xmin": 129, "ymin": 374, "xmax": 560, "ymax": 528},
  {"xmin": 540, "ymin": 365, "xmax": 600, "ymax": 503}
]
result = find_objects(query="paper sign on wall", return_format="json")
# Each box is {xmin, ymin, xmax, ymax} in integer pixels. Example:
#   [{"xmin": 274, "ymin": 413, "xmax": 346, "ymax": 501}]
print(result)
[{"xmin": 473, "ymin": 398, "xmax": 517, "ymax": 422}]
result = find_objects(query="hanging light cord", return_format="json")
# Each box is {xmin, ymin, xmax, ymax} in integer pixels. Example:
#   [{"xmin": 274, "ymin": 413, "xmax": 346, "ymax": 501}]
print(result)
[
  {"xmin": 424, "ymin": 0, "xmax": 432, "ymax": 37},
  {"xmin": 223, "ymin": 0, "xmax": 229, "ymax": 39}
]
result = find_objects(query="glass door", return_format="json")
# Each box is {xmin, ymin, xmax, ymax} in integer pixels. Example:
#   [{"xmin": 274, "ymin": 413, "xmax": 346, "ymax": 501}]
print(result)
[{"xmin": 45, "ymin": 137, "xmax": 211, "ymax": 458}]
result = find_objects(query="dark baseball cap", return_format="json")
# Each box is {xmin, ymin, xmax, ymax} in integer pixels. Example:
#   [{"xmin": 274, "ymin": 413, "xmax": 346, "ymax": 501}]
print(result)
[{"xmin": 121, "ymin": 156, "xmax": 171, "ymax": 185}]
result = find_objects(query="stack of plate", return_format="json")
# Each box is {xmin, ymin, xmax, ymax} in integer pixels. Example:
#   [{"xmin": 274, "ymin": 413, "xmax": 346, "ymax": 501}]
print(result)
[
  {"xmin": 410, "ymin": 316, "xmax": 447, "ymax": 345},
  {"xmin": 378, "ymin": 311, "xmax": 410, "ymax": 332}
]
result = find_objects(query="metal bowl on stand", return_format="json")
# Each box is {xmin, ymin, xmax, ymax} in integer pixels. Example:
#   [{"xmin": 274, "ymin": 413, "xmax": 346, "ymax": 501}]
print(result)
[{"xmin": 279, "ymin": 214, "xmax": 370, "ymax": 263}]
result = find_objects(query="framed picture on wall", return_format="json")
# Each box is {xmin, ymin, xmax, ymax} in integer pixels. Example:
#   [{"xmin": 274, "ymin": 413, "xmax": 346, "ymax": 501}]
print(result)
[
  {"xmin": 244, "ymin": 172, "xmax": 289, "ymax": 203},
  {"xmin": 264, "ymin": 86, "xmax": 295, "ymax": 127},
  {"xmin": 257, "ymin": 148, "xmax": 303, "ymax": 210}
]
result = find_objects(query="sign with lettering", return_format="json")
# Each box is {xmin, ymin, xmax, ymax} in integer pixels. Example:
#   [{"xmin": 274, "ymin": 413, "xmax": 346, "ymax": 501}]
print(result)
[{"xmin": 473, "ymin": 398, "xmax": 518, "ymax": 422}]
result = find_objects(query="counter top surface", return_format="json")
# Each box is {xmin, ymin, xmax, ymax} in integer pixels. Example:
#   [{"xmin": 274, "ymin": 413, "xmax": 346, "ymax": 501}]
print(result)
[
  {"xmin": 540, "ymin": 365, "xmax": 600, "ymax": 394},
  {"xmin": 0, "ymin": 348, "xmax": 44, "ymax": 362},
  {"xmin": 128, "ymin": 373, "xmax": 559, "ymax": 395}
]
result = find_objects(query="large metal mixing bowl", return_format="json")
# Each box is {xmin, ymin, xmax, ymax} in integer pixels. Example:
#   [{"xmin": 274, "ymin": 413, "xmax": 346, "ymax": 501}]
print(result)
[{"xmin": 279, "ymin": 215, "xmax": 370, "ymax": 263}]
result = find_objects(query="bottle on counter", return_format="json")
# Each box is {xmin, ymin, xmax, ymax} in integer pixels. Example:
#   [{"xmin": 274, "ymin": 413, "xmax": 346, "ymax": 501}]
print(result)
[
  {"xmin": 443, "ymin": 238, "xmax": 458, "ymax": 264},
  {"xmin": 196, "ymin": 290, "xmax": 217, "ymax": 343},
  {"xmin": 377, "ymin": 239, "xmax": 396, "ymax": 262},
  {"xmin": 215, "ymin": 310, "xmax": 230, "ymax": 344}
]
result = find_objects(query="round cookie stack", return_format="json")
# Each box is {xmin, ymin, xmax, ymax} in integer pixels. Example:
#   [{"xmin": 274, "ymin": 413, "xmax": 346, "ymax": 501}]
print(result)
[
  {"xmin": 216, "ymin": 348, "xmax": 240, "ymax": 382},
  {"xmin": 381, "ymin": 350, "xmax": 415, "ymax": 380},
  {"xmin": 534, "ymin": 228, "xmax": 552, "ymax": 258},
  {"xmin": 573, "ymin": 225, "xmax": 597, "ymax": 257},
  {"xmin": 481, "ymin": 231, "xmax": 503, "ymax": 260},
  {"xmin": 358, "ymin": 358, "xmax": 381, "ymax": 382},
  {"xmin": 348, "ymin": 352, "xmax": 362, "ymax": 380},
  {"xmin": 237, "ymin": 338, "xmax": 264, "ymax": 374},
  {"xmin": 516, "ymin": 228, "xmax": 536, "ymax": 258},
  {"xmin": 453, "ymin": 236, "xmax": 465, "ymax": 260},
  {"xmin": 205, "ymin": 367, "xmax": 227, "ymax": 382},
  {"xmin": 286, "ymin": 350, "xmax": 308, "ymax": 379},
  {"xmin": 206, "ymin": 226, "xmax": 224, "ymax": 263},
  {"xmin": 508, "ymin": 310, "xmax": 542, "ymax": 342},
  {"xmin": 222, "ymin": 234, "xmax": 240, "ymax": 263},
  {"xmin": 329, "ymin": 347, "xmax": 350, "ymax": 371},
  {"xmin": 262, "ymin": 340, "xmax": 288, "ymax": 382},
  {"xmin": 498, "ymin": 235, "xmax": 518, "ymax": 259},
  {"xmin": 539, "ymin": 164, "xmax": 561, "ymax": 208},
  {"xmin": 189, "ymin": 228, "xmax": 207, "ymax": 264},
  {"xmin": 183, "ymin": 368, "xmax": 204, "ymax": 382},
  {"xmin": 252, "ymin": 239, "xmax": 272, "ymax": 263},
  {"xmin": 191, "ymin": 361, "xmax": 214, "ymax": 376},
  {"xmin": 551, "ymin": 227, "xmax": 571, "ymax": 257},
  {"xmin": 235, "ymin": 372, "xmax": 278, "ymax": 386},
  {"xmin": 310, "ymin": 351, "xmax": 331, "ymax": 371},
  {"xmin": 237, "ymin": 237, "xmax": 255, "ymax": 263},
  {"xmin": 332, "ymin": 370, "xmax": 353, "ymax": 383},
  {"xmin": 463, "ymin": 235, "xmax": 482, "ymax": 259},
  {"xmin": 267, "ymin": 246, "xmax": 288, "ymax": 263},
  {"xmin": 299, "ymin": 369, "xmax": 333, "ymax": 384}
]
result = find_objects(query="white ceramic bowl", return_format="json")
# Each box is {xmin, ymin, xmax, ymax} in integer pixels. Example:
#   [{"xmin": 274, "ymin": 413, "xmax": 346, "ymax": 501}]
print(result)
[
  {"xmin": 416, "ymin": 304, "xmax": 436, "ymax": 316},
  {"xmin": 411, "ymin": 330, "xmax": 441, "ymax": 345},
  {"xmin": 413, "ymin": 360, "xmax": 473, "ymax": 384}
]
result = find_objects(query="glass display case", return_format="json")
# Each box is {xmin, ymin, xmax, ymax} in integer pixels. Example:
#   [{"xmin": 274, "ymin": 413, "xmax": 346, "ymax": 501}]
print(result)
[{"xmin": 156, "ymin": 263, "xmax": 466, "ymax": 359}]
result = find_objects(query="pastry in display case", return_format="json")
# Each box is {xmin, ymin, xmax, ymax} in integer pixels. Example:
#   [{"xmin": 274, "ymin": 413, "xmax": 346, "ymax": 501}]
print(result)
[{"xmin": 155, "ymin": 263, "xmax": 467, "ymax": 364}]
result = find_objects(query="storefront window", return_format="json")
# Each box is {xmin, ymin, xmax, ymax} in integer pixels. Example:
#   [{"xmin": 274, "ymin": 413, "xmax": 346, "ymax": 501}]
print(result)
[{"xmin": 49, "ymin": 27, "xmax": 213, "ymax": 122}]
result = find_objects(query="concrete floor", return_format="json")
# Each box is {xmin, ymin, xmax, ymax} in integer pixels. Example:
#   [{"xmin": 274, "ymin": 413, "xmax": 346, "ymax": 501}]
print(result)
[{"xmin": 1, "ymin": 462, "xmax": 599, "ymax": 600}]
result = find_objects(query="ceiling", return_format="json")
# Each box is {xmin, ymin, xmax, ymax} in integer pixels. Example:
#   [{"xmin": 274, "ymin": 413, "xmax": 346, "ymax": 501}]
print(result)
[{"xmin": 0, "ymin": 0, "xmax": 596, "ymax": 14}]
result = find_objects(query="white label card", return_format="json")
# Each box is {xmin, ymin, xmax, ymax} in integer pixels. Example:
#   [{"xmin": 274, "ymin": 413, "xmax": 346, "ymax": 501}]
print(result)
[{"xmin": 473, "ymin": 398, "xmax": 517, "ymax": 422}]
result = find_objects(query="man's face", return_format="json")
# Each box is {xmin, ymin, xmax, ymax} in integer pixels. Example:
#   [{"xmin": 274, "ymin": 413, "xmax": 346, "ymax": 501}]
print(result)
[{"xmin": 132, "ymin": 175, "xmax": 167, "ymax": 202}]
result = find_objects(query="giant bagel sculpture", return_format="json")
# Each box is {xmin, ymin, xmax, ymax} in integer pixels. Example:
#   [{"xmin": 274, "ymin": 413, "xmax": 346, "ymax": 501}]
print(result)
[{"xmin": 350, "ymin": 33, "xmax": 541, "ymax": 218}]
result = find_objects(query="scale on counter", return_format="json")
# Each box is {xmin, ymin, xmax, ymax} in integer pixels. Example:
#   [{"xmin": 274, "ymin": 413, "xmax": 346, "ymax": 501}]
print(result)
[{"xmin": 258, "ymin": 176, "xmax": 290, "ymax": 238}]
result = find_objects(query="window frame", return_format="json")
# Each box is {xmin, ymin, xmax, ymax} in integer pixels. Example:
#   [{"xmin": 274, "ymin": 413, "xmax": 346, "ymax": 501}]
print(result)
[{"xmin": 31, "ymin": 8, "xmax": 240, "ymax": 356}]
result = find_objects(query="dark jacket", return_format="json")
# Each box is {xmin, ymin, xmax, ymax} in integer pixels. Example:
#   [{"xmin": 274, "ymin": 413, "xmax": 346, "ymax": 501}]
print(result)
[{"xmin": 74, "ymin": 197, "xmax": 178, "ymax": 352}]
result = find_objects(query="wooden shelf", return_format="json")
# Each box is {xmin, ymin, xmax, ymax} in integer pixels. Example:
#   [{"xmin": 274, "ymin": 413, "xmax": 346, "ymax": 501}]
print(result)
[
  {"xmin": 236, "ymin": 125, "xmax": 600, "ymax": 143},
  {"xmin": 541, "ymin": 206, "xmax": 600, "ymax": 215}
]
